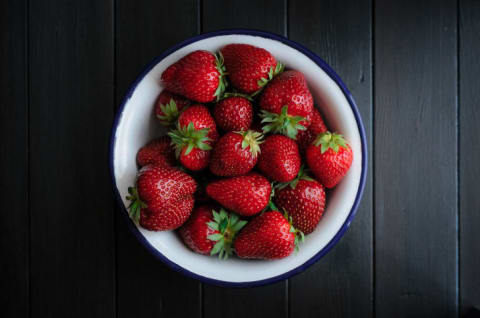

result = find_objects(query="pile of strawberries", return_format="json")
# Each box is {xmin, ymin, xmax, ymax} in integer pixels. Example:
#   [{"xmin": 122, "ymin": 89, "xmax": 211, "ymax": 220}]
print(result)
[{"xmin": 127, "ymin": 44, "xmax": 353, "ymax": 260}]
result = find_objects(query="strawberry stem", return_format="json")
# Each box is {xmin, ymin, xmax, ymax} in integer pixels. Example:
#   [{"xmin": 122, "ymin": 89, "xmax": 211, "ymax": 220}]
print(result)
[
  {"xmin": 156, "ymin": 98, "xmax": 180, "ymax": 126},
  {"xmin": 223, "ymin": 91, "xmax": 253, "ymax": 101},
  {"xmin": 251, "ymin": 62, "xmax": 285, "ymax": 97},
  {"xmin": 207, "ymin": 208, "xmax": 247, "ymax": 260},
  {"xmin": 126, "ymin": 186, "xmax": 147, "ymax": 223},
  {"xmin": 260, "ymin": 105, "xmax": 307, "ymax": 139},
  {"xmin": 313, "ymin": 131, "xmax": 348, "ymax": 154},
  {"xmin": 283, "ymin": 211, "xmax": 304, "ymax": 252},
  {"xmin": 168, "ymin": 122, "xmax": 212, "ymax": 158},
  {"xmin": 267, "ymin": 200, "xmax": 278, "ymax": 211},
  {"xmin": 235, "ymin": 130, "xmax": 264, "ymax": 158},
  {"xmin": 276, "ymin": 165, "xmax": 314, "ymax": 190},
  {"xmin": 214, "ymin": 52, "xmax": 229, "ymax": 101}
]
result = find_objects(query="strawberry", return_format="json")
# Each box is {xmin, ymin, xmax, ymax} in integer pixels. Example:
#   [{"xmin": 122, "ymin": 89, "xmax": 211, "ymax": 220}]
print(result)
[
  {"xmin": 179, "ymin": 206, "xmax": 247, "ymax": 259},
  {"xmin": 140, "ymin": 199, "xmax": 194, "ymax": 231},
  {"xmin": 168, "ymin": 104, "xmax": 218, "ymax": 171},
  {"xmin": 234, "ymin": 210, "xmax": 303, "ymax": 260},
  {"xmin": 259, "ymin": 70, "xmax": 314, "ymax": 139},
  {"xmin": 177, "ymin": 104, "xmax": 219, "ymax": 142},
  {"xmin": 257, "ymin": 134, "xmax": 301, "ymax": 182},
  {"xmin": 155, "ymin": 90, "xmax": 190, "ymax": 126},
  {"xmin": 177, "ymin": 147, "xmax": 211, "ymax": 171},
  {"xmin": 306, "ymin": 132, "xmax": 353, "ymax": 188},
  {"xmin": 209, "ymin": 130, "xmax": 263, "ymax": 177},
  {"xmin": 126, "ymin": 165, "xmax": 197, "ymax": 231},
  {"xmin": 274, "ymin": 166, "xmax": 326, "ymax": 234},
  {"xmin": 296, "ymin": 107, "xmax": 327, "ymax": 153},
  {"xmin": 206, "ymin": 173, "xmax": 271, "ymax": 216},
  {"xmin": 220, "ymin": 43, "xmax": 284, "ymax": 94},
  {"xmin": 136, "ymin": 136, "xmax": 176, "ymax": 167},
  {"xmin": 213, "ymin": 95, "xmax": 253, "ymax": 132},
  {"xmin": 161, "ymin": 50, "xmax": 227, "ymax": 103}
]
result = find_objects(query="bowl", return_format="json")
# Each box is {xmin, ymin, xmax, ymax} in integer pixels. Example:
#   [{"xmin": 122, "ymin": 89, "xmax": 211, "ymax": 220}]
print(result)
[{"xmin": 110, "ymin": 29, "xmax": 367, "ymax": 287}]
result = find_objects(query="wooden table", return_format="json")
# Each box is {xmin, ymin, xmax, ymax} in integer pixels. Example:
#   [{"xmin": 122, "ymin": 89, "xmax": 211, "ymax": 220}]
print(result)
[{"xmin": 2, "ymin": 1, "xmax": 479, "ymax": 317}]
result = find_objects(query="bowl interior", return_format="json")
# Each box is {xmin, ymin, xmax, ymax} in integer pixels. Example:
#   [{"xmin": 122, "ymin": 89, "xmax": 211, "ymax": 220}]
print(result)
[{"xmin": 112, "ymin": 33, "xmax": 363, "ymax": 284}]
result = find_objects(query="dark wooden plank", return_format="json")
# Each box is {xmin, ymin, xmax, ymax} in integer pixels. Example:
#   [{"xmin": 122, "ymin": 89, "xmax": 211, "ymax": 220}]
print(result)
[
  {"xmin": 288, "ymin": 1, "xmax": 373, "ymax": 317},
  {"xmin": 459, "ymin": 0, "xmax": 480, "ymax": 314},
  {"xmin": 0, "ymin": 1, "xmax": 29, "ymax": 317},
  {"xmin": 375, "ymin": 1, "xmax": 458, "ymax": 317},
  {"xmin": 28, "ymin": 0, "xmax": 115, "ymax": 316},
  {"xmin": 202, "ymin": 2, "xmax": 287, "ymax": 318},
  {"xmin": 115, "ymin": 1, "xmax": 201, "ymax": 318},
  {"xmin": 202, "ymin": 0, "xmax": 285, "ymax": 34}
]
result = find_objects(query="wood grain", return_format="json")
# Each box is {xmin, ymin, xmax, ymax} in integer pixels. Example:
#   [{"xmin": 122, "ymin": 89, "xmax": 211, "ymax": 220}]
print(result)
[
  {"xmin": 0, "ymin": 0, "xmax": 29, "ymax": 317},
  {"xmin": 28, "ymin": 0, "xmax": 115, "ymax": 316},
  {"xmin": 202, "ymin": 0, "xmax": 286, "ymax": 34},
  {"xmin": 459, "ymin": 0, "xmax": 480, "ymax": 314},
  {"xmin": 202, "ymin": 1, "xmax": 287, "ymax": 318},
  {"xmin": 115, "ymin": 1, "xmax": 201, "ymax": 317},
  {"xmin": 374, "ymin": 0, "xmax": 458, "ymax": 317},
  {"xmin": 2, "ymin": 1, "xmax": 476, "ymax": 317},
  {"xmin": 288, "ymin": 1, "xmax": 373, "ymax": 317}
]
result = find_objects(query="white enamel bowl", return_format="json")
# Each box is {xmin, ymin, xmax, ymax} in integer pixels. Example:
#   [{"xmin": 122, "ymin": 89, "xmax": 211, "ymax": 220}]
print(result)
[{"xmin": 110, "ymin": 30, "xmax": 367, "ymax": 287}]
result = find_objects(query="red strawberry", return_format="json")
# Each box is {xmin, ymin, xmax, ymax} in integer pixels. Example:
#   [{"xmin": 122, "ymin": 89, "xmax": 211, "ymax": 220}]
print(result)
[
  {"xmin": 257, "ymin": 134, "xmax": 301, "ymax": 182},
  {"xmin": 161, "ymin": 50, "xmax": 227, "ymax": 103},
  {"xmin": 155, "ymin": 90, "xmax": 190, "ymax": 126},
  {"xmin": 213, "ymin": 95, "xmax": 253, "ymax": 132},
  {"xmin": 234, "ymin": 210, "xmax": 303, "ymax": 260},
  {"xmin": 206, "ymin": 173, "xmax": 271, "ymax": 216},
  {"xmin": 168, "ymin": 104, "xmax": 218, "ymax": 171},
  {"xmin": 177, "ymin": 104, "xmax": 219, "ymax": 142},
  {"xmin": 136, "ymin": 136, "xmax": 176, "ymax": 167},
  {"xmin": 179, "ymin": 206, "xmax": 246, "ymax": 258},
  {"xmin": 274, "ymin": 166, "xmax": 326, "ymax": 234},
  {"xmin": 126, "ymin": 165, "xmax": 197, "ymax": 231},
  {"xmin": 306, "ymin": 132, "xmax": 353, "ymax": 188},
  {"xmin": 178, "ymin": 147, "xmax": 211, "ymax": 171},
  {"xmin": 140, "ymin": 199, "xmax": 194, "ymax": 231},
  {"xmin": 209, "ymin": 130, "xmax": 263, "ymax": 177},
  {"xmin": 259, "ymin": 70, "xmax": 314, "ymax": 139},
  {"xmin": 296, "ymin": 107, "xmax": 327, "ymax": 153},
  {"xmin": 220, "ymin": 43, "xmax": 284, "ymax": 94}
]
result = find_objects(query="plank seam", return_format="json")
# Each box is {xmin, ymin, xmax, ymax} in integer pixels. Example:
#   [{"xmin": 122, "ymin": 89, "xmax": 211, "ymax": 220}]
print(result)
[
  {"xmin": 456, "ymin": 0, "xmax": 461, "ymax": 316},
  {"xmin": 198, "ymin": 0, "xmax": 203, "ymax": 34},
  {"xmin": 371, "ymin": 0, "xmax": 376, "ymax": 317},
  {"xmin": 113, "ymin": 1, "xmax": 118, "ymax": 318},
  {"xmin": 284, "ymin": 0, "xmax": 289, "ymax": 38},
  {"xmin": 26, "ymin": 0, "xmax": 31, "ymax": 317}
]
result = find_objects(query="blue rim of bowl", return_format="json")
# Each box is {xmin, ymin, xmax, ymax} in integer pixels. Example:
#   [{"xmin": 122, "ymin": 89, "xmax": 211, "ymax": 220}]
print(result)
[{"xmin": 109, "ymin": 29, "xmax": 368, "ymax": 288}]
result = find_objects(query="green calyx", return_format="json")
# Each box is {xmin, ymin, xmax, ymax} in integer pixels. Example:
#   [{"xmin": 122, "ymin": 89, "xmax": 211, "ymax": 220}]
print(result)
[
  {"xmin": 251, "ymin": 62, "xmax": 285, "ymax": 97},
  {"xmin": 126, "ymin": 186, "xmax": 147, "ymax": 223},
  {"xmin": 260, "ymin": 185, "xmax": 277, "ymax": 213},
  {"xmin": 223, "ymin": 91, "xmax": 253, "ymax": 101},
  {"xmin": 267, "ymin": 199, "xmax": 278, "ymax": 212},
  {"xmin": 260, "ymin": 105, "xmax": 307, "ymax": 139},
  {"xmin": 313, "ymin": 131, "xmax": 348, "ymax": 154},
  {"xmin": 156, "ymin": 98, "xmax": 180, "ymax": 126},
  {"xmin": 168, "ymin": 122, "xmax": 212, "ymax": 158},
  {"xmin": 276, "ymin": 165, "xmax": 314, "ymax": 190},
  {"xmin": 207, "ymin": 208, "xmax": 247, "ymax": 260},
  {"xmin": 214, "ymin": 52, "xmax": 229, "ymax": 101},
  {"xmin": 283, "ymin": 211, "xmax": 305, "ymax": 252},
  {"xmin": 235, "ymin": 129, "xmax": 264, "ymax": 158}
]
